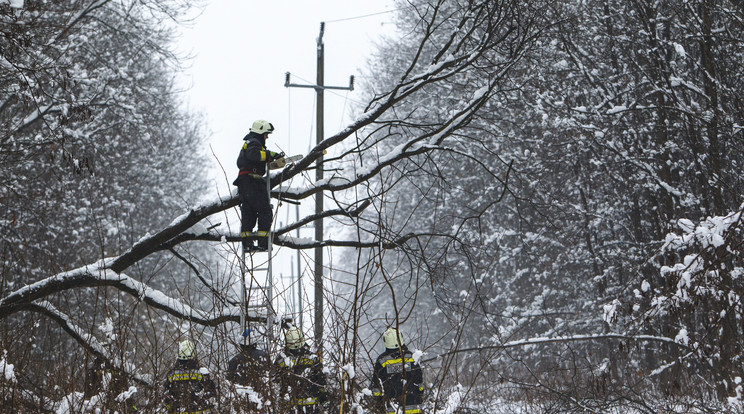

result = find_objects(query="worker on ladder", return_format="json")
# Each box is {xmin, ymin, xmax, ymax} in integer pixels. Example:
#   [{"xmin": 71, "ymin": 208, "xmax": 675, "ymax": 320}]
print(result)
[{"xmin": 233, "ymin": 119, "xmax": 284, "ymax": 252}]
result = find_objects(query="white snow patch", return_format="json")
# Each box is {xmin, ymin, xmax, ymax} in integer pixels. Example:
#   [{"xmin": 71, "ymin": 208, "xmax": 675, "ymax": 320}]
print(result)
[
  {"xmin": 1, "ymin": 0, "xmax": 24, "ymax": 9},
  {"xmin": 678, "ymin": 218, "xmax": 695, "ymax": 233},
  {"xmin": 115, "ymin": 386, "xmax": 137, "ymax": 402},
  {"xmin": 341, "ymin": 363, "xmax": 356, "ymax": 379},
  {"xmin": 435, "ymin": 384, "xmax": 464, "ymax": 414},
  {"xmin": 234, "ymin": 384, "xmax": 265, "ymax": 407},
  {"xmin": 0, "ymin": 353, "xmax": 16, "ymax": 382},
  {"xmin": 168, "ymin": 211, "xmax": 191, "ymax": 228},
  {"xmin": 276, "ymin": 234, "xmax": 316, "ymax": 246},
  {"xmin": 98, "ymin": 317, "xmax": 116, "ymax": 342},
  {"xmin": 607, "ymin": 105, "xmax": 627, "ymax": 115},
  {"xmin": 602, "ymin": 299, "xmax": 619, "ymax": 324},
  {"xmin": 412, "ymin": 349, "xmax": 424, "ymax": 364},
  {"xmin": 675, "ymin": 328, "xmax": 689, "ymax": 346},
  {"xmin": 54, "ymin": 392, "xmax": 85, "ymax": 414}
]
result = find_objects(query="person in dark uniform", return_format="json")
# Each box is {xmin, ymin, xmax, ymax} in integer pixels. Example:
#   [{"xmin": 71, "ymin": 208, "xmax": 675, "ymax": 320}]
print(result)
[
  {"xmin": 232, "ymin": 120, "xmax": 283, "ymax": 251},
  {"xmin": 275, "ymin": 327, "xmax": 327, "ymax": 413},
  {"xmin": 83, "ymin": 344, "xmax": 138, "ymax": 412},
  {"xmin": 227, "ymin": 329, "xmax": 271, "ymax": 412},
  {"xmin": 163, "ymin": 340, "xmax": 217, "ymax": 414},
  {"xmin": 84, "ymin": 355, "xmax": 126, "ymax": 399},
  {"xmin": 370, "ymin": 327, "xmax": 424, "ymax": 414}
]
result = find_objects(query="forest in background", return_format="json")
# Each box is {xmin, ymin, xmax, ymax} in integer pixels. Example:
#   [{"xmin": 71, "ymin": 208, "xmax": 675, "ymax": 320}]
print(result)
[{"xmin": 1, "ymin": 0, "xmax": 744, "ymax": 413}]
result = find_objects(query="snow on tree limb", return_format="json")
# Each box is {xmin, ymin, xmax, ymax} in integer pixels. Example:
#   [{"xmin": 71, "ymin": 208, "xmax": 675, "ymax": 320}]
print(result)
[
  {"xmin": 0, "ymin": 262, "xmax": 245, "ymax": 325},
  {"xmin": 109, "ymin": 193, "xmax": 238, "ymax": 273},
  {"xmin": 155, "ymin": 200, "xmax": 373, "ymax": 250}
]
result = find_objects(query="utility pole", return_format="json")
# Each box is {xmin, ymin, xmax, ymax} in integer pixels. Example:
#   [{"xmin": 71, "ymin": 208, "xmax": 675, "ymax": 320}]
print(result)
[{"xmin": 285, "ymin": 21, "xmax": 353, "ymax": 354}]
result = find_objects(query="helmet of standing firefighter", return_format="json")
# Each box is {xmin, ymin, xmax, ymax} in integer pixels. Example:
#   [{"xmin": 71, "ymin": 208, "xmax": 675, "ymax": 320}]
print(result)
[
  {"xmin": 178, "ymin": 340, "xmax": 196, "ymax": 360},
  {"xmin": 383, "ymin": 327, "xmax": 403, "ymax": 349},
  {"xmin": 285, "ymin": 327, "xmax": 305, "ymax": 350}
]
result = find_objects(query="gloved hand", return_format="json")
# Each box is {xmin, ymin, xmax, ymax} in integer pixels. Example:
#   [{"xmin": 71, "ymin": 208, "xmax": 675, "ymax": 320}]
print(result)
[{"xmin": 268, "ymin": 151, "xmax": 284, "ymax": 161}]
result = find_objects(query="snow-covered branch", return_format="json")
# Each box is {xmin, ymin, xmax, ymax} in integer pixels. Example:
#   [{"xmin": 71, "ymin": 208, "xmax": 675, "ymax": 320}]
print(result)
[
  {"xmin": 156, "ymin": 200, "xmax": 373, "ymax": 249},
  {"xmin": 422, "ymin": 333, "xmax": 688, "ymax": 364},
  {"xmin": 0, "ymin": 262, "xmax": 244, "ymax": 325},
  {"xmin": 108, "ymin": 193, "xmax": 238, "ymax": 273}
]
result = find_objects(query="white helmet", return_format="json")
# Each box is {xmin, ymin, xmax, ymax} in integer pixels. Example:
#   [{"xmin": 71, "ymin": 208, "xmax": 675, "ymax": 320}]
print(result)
[
  {"xmin": 178, "ymin": 340, "xmax": 196, "ymax": 360},
  {"xmin": 383, "ymin": 327, "xmax": 403, "ymax": 349},
  {"xmin": 250, "ymin": 120, "xmax": 274, "ymax": 135},
  {"xmin": 285, "ymin": 327, "xmax": 305, "ymax": 350}
]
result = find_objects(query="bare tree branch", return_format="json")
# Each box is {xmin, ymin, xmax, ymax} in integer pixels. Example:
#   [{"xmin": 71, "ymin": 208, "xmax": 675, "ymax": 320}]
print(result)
[
  {"xmin": 21, "ymin": 301, "xmax": 152, "ymax": 388},
  {"xmin": 422, "ymin": 333, "xmax": 689, "ymax": 364}
]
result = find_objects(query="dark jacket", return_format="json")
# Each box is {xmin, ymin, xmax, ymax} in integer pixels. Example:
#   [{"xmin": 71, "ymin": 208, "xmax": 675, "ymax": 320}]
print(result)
[
  {"xmin": 227, "ymin": 344, "xmax": 270, "ymax": 386},
  {"xmin": 84, "ymin": 357, "xmax": 128, "ymax": 398},
  {"xmin": 275, "ymin": 345, "xmax": 327, "ymax": 408},
  {"xmin": 163, "ymin": 359, "xmax": 217, "ymax": 413},
  {"xmin": 371, "ymin": 346, "xmax": 424, "ymax": 408},
  {"xmin": 236, "ymin": 132, "xmax": 269, "ymax": 177},
  {"xmin": 84, "ymin": 357, "xmax": 138, "ymax": 412}
]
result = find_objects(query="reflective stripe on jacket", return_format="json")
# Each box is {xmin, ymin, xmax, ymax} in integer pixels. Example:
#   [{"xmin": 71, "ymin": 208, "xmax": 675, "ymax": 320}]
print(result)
[
  {"xmin": 236, "ymin": 132, "xmax": 269, "ymax": 176},
  {"xmin": 163, "ymin": 360, "xmax": 216, "ymax": 414},
  {"xmin": 386, "ymin": 408, "xmax": 422, "ymax": 414},
  {"xmin": 372, "ymin": 346, "xmax": 424, "ymax": 406}
]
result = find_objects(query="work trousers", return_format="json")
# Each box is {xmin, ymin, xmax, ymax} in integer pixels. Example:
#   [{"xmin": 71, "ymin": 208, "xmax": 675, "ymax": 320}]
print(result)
[{"xmin": 237, "ymin": 176, "xmax": 271, "ymax": 248}]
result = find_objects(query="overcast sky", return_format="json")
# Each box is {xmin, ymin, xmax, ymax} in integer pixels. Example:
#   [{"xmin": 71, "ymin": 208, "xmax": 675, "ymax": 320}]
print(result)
[{"xmin": 177, "ymin": 1, "xmax": 396, "ymax": 191}]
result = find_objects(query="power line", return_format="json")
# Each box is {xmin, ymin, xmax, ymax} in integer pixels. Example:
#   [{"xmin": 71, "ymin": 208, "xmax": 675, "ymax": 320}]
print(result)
[
  {"xmin": 288, "ymin": 72, "xmax": 367, "ymax": 106},
  {"xmin": 323, "ymin": 7, "xmax": 407, "ymax": 24}
]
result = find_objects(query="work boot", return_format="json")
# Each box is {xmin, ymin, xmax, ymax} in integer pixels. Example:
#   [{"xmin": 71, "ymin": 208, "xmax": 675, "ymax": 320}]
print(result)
[{"xmin": 242, "ymin": 238, "xmax": 255, "ymax": 251}]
